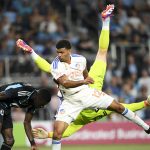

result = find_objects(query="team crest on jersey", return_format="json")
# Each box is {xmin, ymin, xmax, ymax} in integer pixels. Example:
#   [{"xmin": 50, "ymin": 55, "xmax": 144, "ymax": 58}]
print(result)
[
  {"xmin": 18, "ymin": 91, "xmax": 31, "ymax": 96},
  {"xmin": 75, "ymin": 63, "xmax": 80, "ymax": 68},
  {"xmin": 59, "ymin": 109, "xmax": 65, "ymax": 114},
  {"xmin": 0, "ymin": 109, "xmax": 4, "ymax": 116}
]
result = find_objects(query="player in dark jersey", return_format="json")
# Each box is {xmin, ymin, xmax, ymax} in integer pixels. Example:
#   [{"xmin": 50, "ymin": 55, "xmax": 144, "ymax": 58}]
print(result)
[{"xmin": 0, "ymin": 82, "xmax": 51, "ymax": 150}]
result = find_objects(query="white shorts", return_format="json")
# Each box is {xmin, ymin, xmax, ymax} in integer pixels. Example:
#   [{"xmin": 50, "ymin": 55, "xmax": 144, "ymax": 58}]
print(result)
[{"xmin": 55, "ymin": 88, "xmax": 114, "ymax": 124}]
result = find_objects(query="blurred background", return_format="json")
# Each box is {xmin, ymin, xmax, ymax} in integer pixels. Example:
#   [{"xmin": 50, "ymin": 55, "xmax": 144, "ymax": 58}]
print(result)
[{"xmin": 0, "ymin": 0, "xmax": 150, "ymax": 149}]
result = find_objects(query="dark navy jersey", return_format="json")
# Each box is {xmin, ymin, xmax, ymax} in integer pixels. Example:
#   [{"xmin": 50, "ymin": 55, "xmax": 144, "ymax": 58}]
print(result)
[{"xmin": 0, "ymin": 82, "xmax": 36, "ymax": 113}]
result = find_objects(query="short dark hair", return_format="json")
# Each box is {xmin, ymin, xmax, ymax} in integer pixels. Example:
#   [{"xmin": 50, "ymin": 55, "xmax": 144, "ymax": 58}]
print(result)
[
  {"xmin": 56, "ymin": 40, "xmax": 71, "ymax": 49},
  {"xmin": 33, "ymin": 88, "xmax": 51, "ymax": 108}
]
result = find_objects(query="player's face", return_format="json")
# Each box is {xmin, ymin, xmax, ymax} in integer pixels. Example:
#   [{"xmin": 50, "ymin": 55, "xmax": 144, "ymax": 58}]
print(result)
[{"xmin": 56, "ymin": 48, "xmax": 71, "ymax": 63}]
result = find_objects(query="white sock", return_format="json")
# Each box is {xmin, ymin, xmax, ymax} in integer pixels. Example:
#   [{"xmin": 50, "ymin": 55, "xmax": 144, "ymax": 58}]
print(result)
[
  {"xmin": 31, "ymin": 51, "xmax": 38, "ymax": 60},
  {"xmin": 122, "ymin": 108, "xmax": 149, "ymax": 130},
  {"xmin": 52, "ymin": 140, "xmax": 61, "ymax": 150},
  {"xmin": 102, "ymin": 17, "xmax": 110, "ymax": 30}
]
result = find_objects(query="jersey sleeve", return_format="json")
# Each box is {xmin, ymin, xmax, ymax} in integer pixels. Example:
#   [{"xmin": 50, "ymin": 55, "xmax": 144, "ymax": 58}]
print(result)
[{"xmin": 51, "ymin": 62, "xmax": 66, "ymax": 80}]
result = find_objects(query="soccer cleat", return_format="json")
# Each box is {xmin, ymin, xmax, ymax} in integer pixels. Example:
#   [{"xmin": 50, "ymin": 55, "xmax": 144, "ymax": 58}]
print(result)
[
  {"xmin": 101, "ymin": 4, "xmax": 115, "ymax": 20},
  {"xmin": 145, "ymin": 127, "xmax": 150, "ymax": 134},
  {"xmin": 16, "ymin": 39, "xmax": 33, "ymax": 53}
]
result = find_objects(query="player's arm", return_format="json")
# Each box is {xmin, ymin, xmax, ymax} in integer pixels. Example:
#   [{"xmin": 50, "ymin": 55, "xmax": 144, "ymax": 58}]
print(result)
[
  {"xmin": 24, "ymin": 108, "xmax": 37, "ymax": 150},
  {"xmin": 56, "ymin": 72, "xmax": 94, "ymax": 88},
  {"xmin": 16, "ymin": 39, "xmax": 51, "ymax": 74},
  {"xmin": 83, "ymin": 67, "xmax": 89, "ymax": 79}
]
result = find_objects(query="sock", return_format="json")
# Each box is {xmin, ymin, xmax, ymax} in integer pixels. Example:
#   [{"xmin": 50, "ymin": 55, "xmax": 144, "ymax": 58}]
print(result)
[
  {"xmin": 1, "ymin": 143, "xmax": 11, "ymax": 150},
  {"xmin": 52, "ymin": 140, "xmax": 61, "ymax": 150},
  {"xmin": 31, "ymin": 51, "xmax": 38, "ymax": 60},
  {"xmin": 102, "ymin": 17, "xmax": 110, "ymax": 30},
  {"xmin": 122, "ymin": 108, "xmax": 149, "ymax": 130}
]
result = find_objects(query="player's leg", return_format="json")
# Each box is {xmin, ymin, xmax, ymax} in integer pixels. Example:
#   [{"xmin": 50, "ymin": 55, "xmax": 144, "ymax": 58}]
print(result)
[
  {"xmin": 1, "ymin": 109, "xmax": 14, "ymax": 150},
  {"xmin": 89, "ymin": 5, "xmax": 114, "ymax": 90},
  {"xmin": 122, "ymin": 101, "xmax": 147, "ymax": 112},
  {"xmin": 48, "ymin": 113, "xmax": 85, "ymax": 138},
  {"xmin": 16, "ymin": 39, "xmax": 51, "ymax": 73},
  {"xmin": 52, "ymin": 100, "xmax": 83, "ymax": 150},
  {"xmin": 33, "ymin": 113, "xmax": 86, "ymax": 139},
  {"xmin": 1, "ymin": 128, "xmax": 14, "ymax": 150},
  {"xmin": 107, "ymin": 98, "xmax": 150, "ymax": 133},
  {"xmin": 52, "ymin": 120, "xmax": 68, "ymax": 150},
  {"xmin": 94, "ymin": 99, "xmax": 149, "ymax": 121}
]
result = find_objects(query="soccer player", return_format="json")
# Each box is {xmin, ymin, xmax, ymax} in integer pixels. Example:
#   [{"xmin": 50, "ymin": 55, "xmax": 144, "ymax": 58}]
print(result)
[
  {"xmin": 16, "ymin": 5, "xmax": 150, "ymax": 150},
  {"xmin": 50, "ymin": 44, "xmax": 150, "ymax": 149},
  {"xmin": 0, "ymin": 82, "xmax": 51, "ymax": 150}
]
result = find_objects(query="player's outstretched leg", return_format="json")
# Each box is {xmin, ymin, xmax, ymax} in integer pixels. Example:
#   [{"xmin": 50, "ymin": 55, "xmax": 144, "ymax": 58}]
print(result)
[
  {"xmin": 89, "ymin": 4, "xmax": 114, "ymax": 90},
  {"xmin": 108, "ymin": 97, "xmax": 150, "ymax": 134}
]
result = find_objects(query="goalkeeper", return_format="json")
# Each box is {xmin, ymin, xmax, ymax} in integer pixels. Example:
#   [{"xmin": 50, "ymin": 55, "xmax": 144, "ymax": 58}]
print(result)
[{"xmin": 16, "ymin": 4, "xmax": 150, "ymax": 139}]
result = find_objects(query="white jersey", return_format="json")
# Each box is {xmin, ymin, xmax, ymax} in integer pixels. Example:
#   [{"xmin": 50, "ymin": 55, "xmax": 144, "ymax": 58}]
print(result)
[
  {"xmin": 51, "ymin": 54, "xmax": 88, "ymax": 98},
  {"xmin": 51, "ymin": 55, "xmax": 114, "ymax": 124}
]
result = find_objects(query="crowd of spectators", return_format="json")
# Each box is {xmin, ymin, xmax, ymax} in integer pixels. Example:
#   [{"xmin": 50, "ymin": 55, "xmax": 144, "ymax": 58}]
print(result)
[{"xmin": 0, "ymin": 0, "xmax": 150, "ymax": 120}]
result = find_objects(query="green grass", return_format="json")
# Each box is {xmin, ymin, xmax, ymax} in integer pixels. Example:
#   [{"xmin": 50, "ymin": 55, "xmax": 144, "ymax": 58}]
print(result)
[{"xmin": 13, "ymin": 144, "xmax": 150, "ymax": 150}]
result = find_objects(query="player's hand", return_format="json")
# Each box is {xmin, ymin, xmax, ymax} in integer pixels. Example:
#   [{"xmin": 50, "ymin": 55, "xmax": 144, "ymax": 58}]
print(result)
[
  {"xmin": 32, "ymin": 128, "xmax": 49, "ymax": 139},
  {"xmin": 16, "ymin": 39, "xmax": 33, "ymax": 53},
  {"xmin": 84, "ymin": 76, "xmax": 94, "ymax": 84},
  {"xmin": 31, "ymin": 145, "xmax": 38, "ymax": 150}
]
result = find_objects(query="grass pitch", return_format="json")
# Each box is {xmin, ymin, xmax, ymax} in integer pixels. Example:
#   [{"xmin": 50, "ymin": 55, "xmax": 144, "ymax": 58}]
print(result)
[{"xmin": 13, "ymin": 144, "xmax": 150, "ymax": 150}]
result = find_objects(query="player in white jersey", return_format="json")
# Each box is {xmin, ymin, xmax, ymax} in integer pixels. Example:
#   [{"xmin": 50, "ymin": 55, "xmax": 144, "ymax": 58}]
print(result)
[{"xmin": 52, "ymin": 51, "xmax": 114, "ymax": 121}]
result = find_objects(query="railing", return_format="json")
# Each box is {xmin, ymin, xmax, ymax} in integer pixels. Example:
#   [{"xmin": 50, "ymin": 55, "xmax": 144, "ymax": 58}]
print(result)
[{"xmin": 0, "ymin": 43, "xmax": 149, "ymax": 86}]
